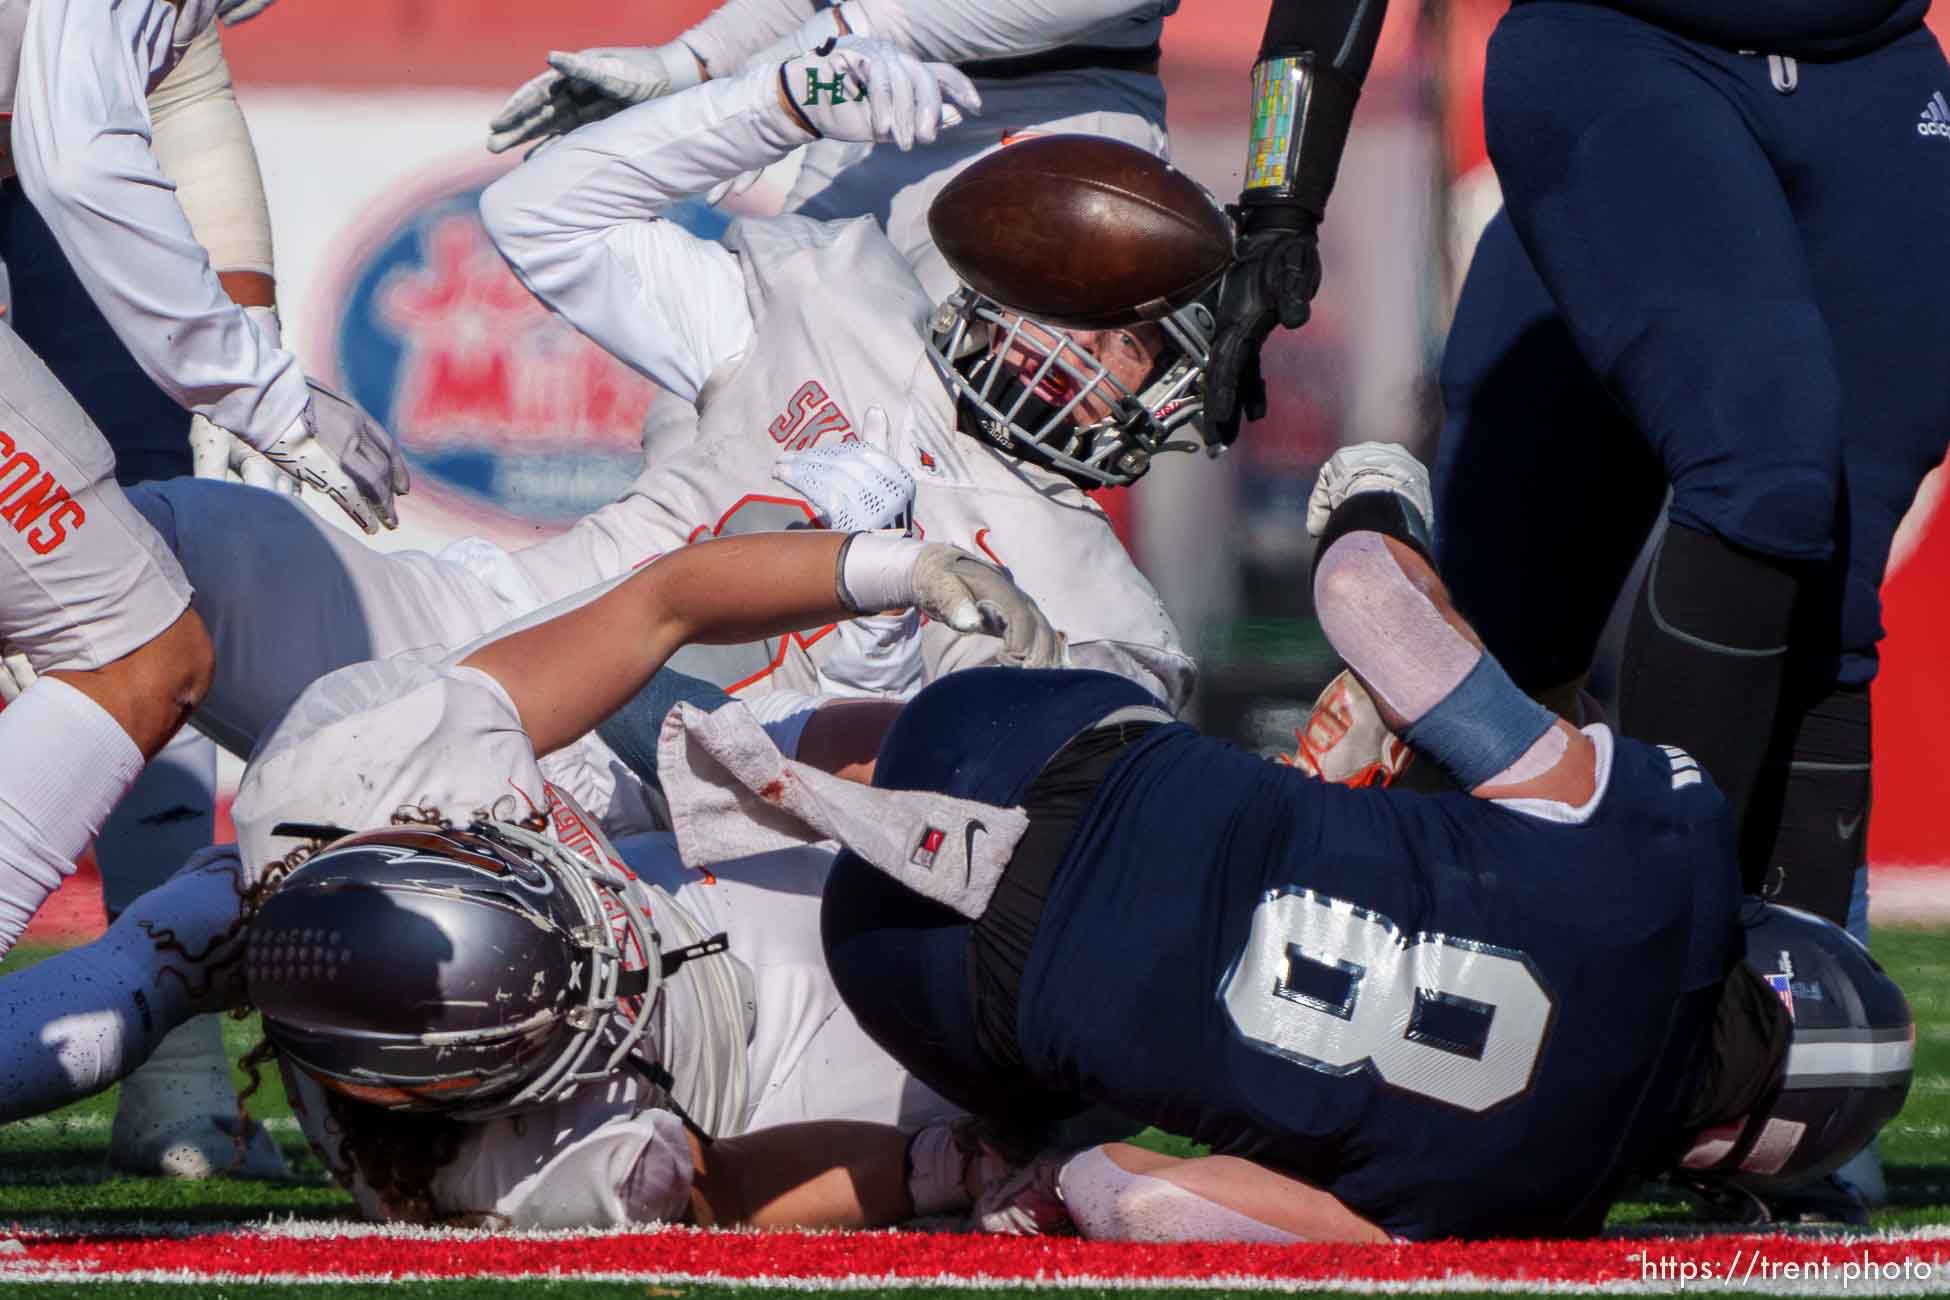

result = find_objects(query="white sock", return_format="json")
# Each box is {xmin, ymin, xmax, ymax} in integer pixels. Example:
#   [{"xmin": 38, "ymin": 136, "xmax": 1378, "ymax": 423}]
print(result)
[
  {"xmin": 99, "ymin": 727, "xmax": 217, "ymax": 915},
  {"xmin": 0, "ymin": 849, "xmax": 244, "ymax": 1123},
  {"xmin": 0, "ymin": 678, "xmax": 145, "ymax": 957}
]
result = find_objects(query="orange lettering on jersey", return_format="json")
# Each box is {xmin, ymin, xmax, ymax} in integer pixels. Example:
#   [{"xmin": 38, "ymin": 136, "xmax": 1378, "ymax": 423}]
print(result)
[
  {"xmin": 28, "ymin": 499, "xmax": 84, "ymax": 556},
  {"xmin": 2, "ymin": 473, "xmax": 69, "ymax": 529},
  {"xmin": 0, "ymin": 450, "xmax": 41, "ymax": 504},
  {"xmin": 766, "ymin": 379, "xmax": 854, "ymax": 451}
]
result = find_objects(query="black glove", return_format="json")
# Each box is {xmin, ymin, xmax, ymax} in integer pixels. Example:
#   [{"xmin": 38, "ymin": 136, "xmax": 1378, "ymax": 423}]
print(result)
[{"xmin": 1204, "ymin": 211, "xmax": 1322, "ymax": 447}]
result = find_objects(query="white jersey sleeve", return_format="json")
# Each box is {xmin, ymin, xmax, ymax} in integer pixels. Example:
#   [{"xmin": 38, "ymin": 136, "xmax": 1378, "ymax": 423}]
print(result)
[
  {"xmin": 844, "ymin": 0, "xmax": 1170, "ymax": 62},
  {"xmin": 10, "ymin": 0, "xmax": 304, "ymax": 447},
  {"xmin": 231, "ymin": 654, "xmax": 546, "ymax": 882},
  {"xmin": 678, "ymin": 0, "xmax": 818, "ymax": 77},
  {"xmin": 479, "ymin": 70, "xmax": 812, "ymax": 403}
]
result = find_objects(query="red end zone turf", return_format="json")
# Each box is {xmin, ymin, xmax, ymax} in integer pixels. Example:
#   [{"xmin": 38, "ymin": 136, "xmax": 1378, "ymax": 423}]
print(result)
[{"xmin": 5, "ymin": 1225, "xmax": 1949, "ymax": 1292}]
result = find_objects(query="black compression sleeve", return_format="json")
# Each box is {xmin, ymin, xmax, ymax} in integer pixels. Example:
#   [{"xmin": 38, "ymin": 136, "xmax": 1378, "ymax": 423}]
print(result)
[{"xmin": 1244, "ymin": 0, "xmax": 1391, "ymax": 224}]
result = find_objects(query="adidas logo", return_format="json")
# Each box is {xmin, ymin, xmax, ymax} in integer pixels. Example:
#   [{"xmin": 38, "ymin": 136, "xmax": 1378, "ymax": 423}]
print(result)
[{"xmin": 1919, "ymin": 92, "xmax": 1950, "ymax": 137}]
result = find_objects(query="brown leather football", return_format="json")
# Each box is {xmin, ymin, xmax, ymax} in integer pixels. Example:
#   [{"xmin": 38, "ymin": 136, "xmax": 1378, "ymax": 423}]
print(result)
[{"xmin": 928, "ymin": 134, "xmax": 1234, "ymax": 330}]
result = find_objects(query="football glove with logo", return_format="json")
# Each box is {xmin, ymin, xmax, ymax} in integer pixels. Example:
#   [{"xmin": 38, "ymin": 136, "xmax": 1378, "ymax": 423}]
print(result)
[{"xmin": 778, "ymin": 37, "xmax": 979, "ymax": 152}]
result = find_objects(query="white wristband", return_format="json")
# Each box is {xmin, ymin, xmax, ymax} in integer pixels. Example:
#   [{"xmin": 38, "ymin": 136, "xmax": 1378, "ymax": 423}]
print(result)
[{"xmin": 837, "ymin": 531, "xmax": 921, "ymax": 614}]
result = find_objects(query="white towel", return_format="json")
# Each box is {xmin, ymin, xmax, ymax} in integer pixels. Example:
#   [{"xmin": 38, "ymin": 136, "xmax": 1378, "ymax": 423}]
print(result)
[{"xmin": 658, "ymin": 701, "xmax": 1028, "ymax": 919}]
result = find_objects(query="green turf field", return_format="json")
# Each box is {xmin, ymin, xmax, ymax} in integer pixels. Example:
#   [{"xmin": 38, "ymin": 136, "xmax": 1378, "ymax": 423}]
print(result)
[{"xmin": 3, "ymin": 925, "xmax": 1946, "ymax": 1296}]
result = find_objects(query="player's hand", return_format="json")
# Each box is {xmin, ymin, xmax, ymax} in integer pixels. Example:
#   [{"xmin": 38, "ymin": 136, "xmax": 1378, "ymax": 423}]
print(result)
[
  {"xmin": 0, "ymin": 645, "xmax": 37, "ymax": 705},
  {"xmin": 258, "ymin": 379, "xmax": 411, "ymax": 534},
  {"xmin": 488, "ymin": 45, "xmax": 704, "ymax": 154},
  {"xmin": 772, "ymin": 409, "xmax": 915, "ymax": 532},
  {"xmin": 216, "ymin": 0, "xmax": 277, "ymax": 25},
  {"xmin": 191, "ymin": 415, "xmax": 293, "ymax": 494},
  {"xmin": 1304, "ymin": 441, "xmax": 1433, "ymax": 538},
  {"xmin": 779, "ymin": 37, "xmax": 980, "ymax": 151},
  {"xmin": 839, "ymin": 536, "xmax": 1062, "ymax": 668},
  {"xmin": 1204, "ymin": 216, "xmax": 1322, "ymax": 447}
]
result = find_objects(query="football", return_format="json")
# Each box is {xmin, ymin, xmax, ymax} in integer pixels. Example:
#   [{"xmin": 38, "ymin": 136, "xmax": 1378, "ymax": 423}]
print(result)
[{"xmin": 928, "ymin": 134, "xmax": 1235, "ymax": 330}]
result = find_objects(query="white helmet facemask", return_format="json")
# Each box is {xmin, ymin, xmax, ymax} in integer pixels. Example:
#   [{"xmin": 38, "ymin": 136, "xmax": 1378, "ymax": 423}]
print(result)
[{"xmin": 925, "ymin": 288, "xmax": 1217, "ymax": 488}]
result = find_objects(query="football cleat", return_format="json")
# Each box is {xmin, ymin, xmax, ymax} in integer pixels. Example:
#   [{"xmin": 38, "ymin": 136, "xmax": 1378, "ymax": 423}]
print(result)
[{"xmin": 1280, "ymin": 669, "xmax": 1412, "ymax": 788}]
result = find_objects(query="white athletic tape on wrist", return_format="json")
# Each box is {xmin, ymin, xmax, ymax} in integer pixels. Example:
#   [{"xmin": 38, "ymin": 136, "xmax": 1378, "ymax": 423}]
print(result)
[
  {"xmin": 1058, "ymin": 1147, "xmax": 1301, "ymax": 1244},
  {"xmin": 1313, "ymin": 533, "xmax": 1554, "ymax": 790},
  {"xmin": 837, "ymin": 531, "xmax": 922, "ymax": 613}
]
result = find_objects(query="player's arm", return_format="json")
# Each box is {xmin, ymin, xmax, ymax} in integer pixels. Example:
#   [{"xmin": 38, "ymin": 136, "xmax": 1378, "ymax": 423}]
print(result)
[
  {"xmin": 1205, "ymin": 0, "xmax": 1391, "ymax": 444},
  {"xmin": 490, "ymin": 0, "xmax": 1126, "ymax": 153},
  {"xmin": 12, "ymin": 0, "xmax": 302, "ymax": 449},
  {"xmin": 481, "ymin": 42, "xmax": 974, "ymax": 400},
  {"xmin": 478, "ymin": 70, "xmax": 773, "ymax": 402},
  {"xmin": 1306, "ymin": 443, "xmax": 1596, "ymax": 805},
  {"xmin": 1056, "ymin": 1144, "xmax": 1389, "ymax": 1243},
  {"xmin": 146, "ymin": 26, "xmax": 288, "ymax": 492},
  {"xmin": 461, "ymin": 531, "xmax": 1056, "ymax": 757},
  {"xmin": 13, "ymin": 0, "xmax": 408, "ymax": 530}
]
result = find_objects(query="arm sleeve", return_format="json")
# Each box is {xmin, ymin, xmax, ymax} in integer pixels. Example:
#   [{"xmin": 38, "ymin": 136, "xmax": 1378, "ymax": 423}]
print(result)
[
  {"xmin": 146, "ymin": 26, "xmax": 274, "ymax": 278},
  {"xmin": 479, "ymin": 70, "xmax": 803, "ymax": 402},
  {"xmin": 11, "ymin": 0, "xmax": 305, "ymax": 445},
  {"xmin": 841, "ymin": 0, "xmax": 1162, "ymax": 63},
  {"xmin": 679, "ymin": 0, "xmax": 820, "ymax": 77},
  {"xmin": 1240, "ymin": 0, "xmax": 1390, "ymax": 222}
]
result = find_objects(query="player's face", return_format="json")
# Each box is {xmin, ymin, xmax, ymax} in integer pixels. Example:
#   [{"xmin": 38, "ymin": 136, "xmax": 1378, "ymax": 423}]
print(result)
[{"xmin": 991, "ymin": 316, "xmax": 1167, "ymax": 427}]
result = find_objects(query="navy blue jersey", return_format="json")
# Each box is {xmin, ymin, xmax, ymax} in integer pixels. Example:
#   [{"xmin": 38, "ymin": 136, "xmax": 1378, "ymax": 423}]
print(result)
[
  {"xmin": 1017, "ymin": 724, "xmax": 1743, "ymax": 1240},
  {"xmin": 1526, "ymin": 0, "xmax": 1929, "ymax": 57}
]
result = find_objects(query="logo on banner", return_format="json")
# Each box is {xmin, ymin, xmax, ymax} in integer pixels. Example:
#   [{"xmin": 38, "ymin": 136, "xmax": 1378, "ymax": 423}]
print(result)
[{"xmin": 325, "ymin": 165, "xmax": 730, "ymax": 530}]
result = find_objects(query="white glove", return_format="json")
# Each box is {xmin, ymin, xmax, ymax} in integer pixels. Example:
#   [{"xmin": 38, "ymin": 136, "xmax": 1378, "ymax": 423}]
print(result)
[
  {"xmin": 488, "ymin": 44, "xmax": 704, "ymax": 154},
  {"xmin": 1304, "ymin": 441, "xmax": 1434, "ymax": 539},
  {"xmin": 216, "ymin": 0, "xmax": 276, "ymax": 24},
  {"xmin": 780, "ymin": 36, "xmax": 979, "ymax": 151},
  {"xmin": 1278, "ymin": 669, "xmax": 1413, "ymax": 788},
  {"xmin": 772, "ymin": 410, "xmax": 914, "ymax": 532},
  {"xmin": 839, "ymin": 535, "xmax": 1062, "ymax": 668},
  {"xmin": 257, "ymin": 379, "xmax": 411, "ymax": 534},
  {"xmin": 0, "ymin": 645, "xmax": 37, "ymax": 705},
  {"xmin": 191, "ymin": 306, "xmax": 296, "ymax": 494}
]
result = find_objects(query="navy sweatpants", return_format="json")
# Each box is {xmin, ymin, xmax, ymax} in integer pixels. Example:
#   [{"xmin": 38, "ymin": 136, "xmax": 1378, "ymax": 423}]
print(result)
[{"xmin": 1437, "ymin": 4, "xmax": 1950, "ymax": 691}]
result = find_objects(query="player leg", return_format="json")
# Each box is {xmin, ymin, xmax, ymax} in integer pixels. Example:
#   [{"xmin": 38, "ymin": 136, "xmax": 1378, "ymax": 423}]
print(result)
[
  {"xmin": 0, "ymin": 186, "xmax": 289, "ymax": 1175},
  {"xmin": 0, "ymin": 846, "xmax": 248, "ymax": 1125},
  {"xmin": 1434, "ymin": 209, "xmax": 1667, "ymax": 708},
  {"xmin": 822, "ymin": 668, "xmax": 1168, "ymax": 1129},
  {"xmin": 127, "ymin": 478, "xmax": 513, "ymax": 756},
  {"xmin": 0, "ymin": 325, "xmax": 211, "ymax": 959},
  {"xmin": 1485, "ymin": 5, "xmax": 1843, "ymax": 888},
  {"xmin": 1750, "ymin": 25, "xmax": 1950, "ymax": 929}
]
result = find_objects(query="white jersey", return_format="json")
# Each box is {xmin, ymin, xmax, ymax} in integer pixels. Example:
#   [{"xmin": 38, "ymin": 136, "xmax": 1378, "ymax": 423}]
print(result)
[
  {"xmin": 244, "ymin": 648, "xmax": 955, "ymax": 1227},
  {"xmin": 487, "ymin": 86, "xmax": 1193, "ymax": 709},
  {"xmin": 0, "ymin": 0, "xmax": 303, "ymax": 446}
]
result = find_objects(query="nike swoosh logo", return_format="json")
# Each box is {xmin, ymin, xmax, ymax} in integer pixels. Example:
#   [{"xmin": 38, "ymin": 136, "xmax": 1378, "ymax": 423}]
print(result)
[
  {"xmin": 962, "ymin": 819, "xmax": 988, "ymax": 889},
  {"xmin": 138, "ymin": 804, "xmax": 205, "ymax": 827},
  {"xmin": 1836, "ymin": 809, "xmax": 1865, "ymax": 840}
]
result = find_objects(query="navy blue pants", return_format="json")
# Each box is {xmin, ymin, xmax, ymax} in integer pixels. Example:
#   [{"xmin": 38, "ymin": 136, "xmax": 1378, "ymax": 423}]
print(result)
[
  {"xmin": 0, "ymin": 185, "xmax": 189, "ymax": 483},
  {"xmin": 1438, "ymin": 5, "xmax": 1950, "ymax": 690},
  {"xmin": 819, "ymin": 668, "xmax": 1157, "ymax": 1125}
]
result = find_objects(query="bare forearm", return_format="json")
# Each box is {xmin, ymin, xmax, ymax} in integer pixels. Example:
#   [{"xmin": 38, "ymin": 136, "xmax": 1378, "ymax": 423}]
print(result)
[
  {"xmin": 690, "ymin": 1121, "xmax": 912, "ymax": 1229},
  {"xmin": 462, "ymin": 532, "xmax": 848, "ymax": 755}
]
